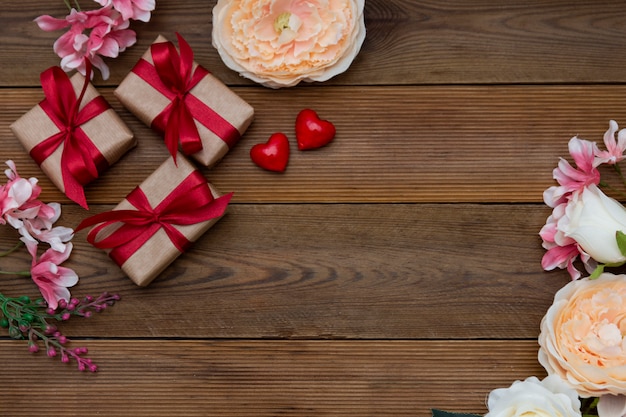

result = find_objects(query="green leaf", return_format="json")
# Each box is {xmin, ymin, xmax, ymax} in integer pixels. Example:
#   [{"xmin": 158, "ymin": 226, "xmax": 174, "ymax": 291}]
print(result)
[
  {"xmin": 616, "ymin": 230, "xmax": 626, "ymax": 257},
  {"xmin": 431, "ymin": 409, "xmax": 482, "ymax": 417},
  {"xmin": 589, "ymin": 264, "xmax": 605, "ymax": 280}
]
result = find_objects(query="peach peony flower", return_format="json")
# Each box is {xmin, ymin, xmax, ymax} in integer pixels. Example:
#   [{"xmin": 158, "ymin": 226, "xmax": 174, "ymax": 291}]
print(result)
[
  {"xmin": 212, "ymin": 0, "xmax": 366, "ymax": 88},
  {"xmin": 538, "ymin": 273, "xmax": 626, "ymax": 398}
]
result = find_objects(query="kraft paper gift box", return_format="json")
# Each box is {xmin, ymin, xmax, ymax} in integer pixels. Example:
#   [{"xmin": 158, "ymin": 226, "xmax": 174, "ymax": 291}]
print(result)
[
  {"xmin": 11, "ymin": 68, "xmax": 135, "ymax": 209},
  {"xmin": 114, "ymin": 33, "xmax": 254, "ymax": 167},
  {"xmin": 77, "ymin": 154, "xmax": 232, "ymax": 287}
]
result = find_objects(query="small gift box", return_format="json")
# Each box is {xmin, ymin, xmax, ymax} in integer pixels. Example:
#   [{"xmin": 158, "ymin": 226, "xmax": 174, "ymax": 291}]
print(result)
[
  {"xmin": 115, "ymin": 33, "xmax": 255, "ymax": 167},
  {"xmin": 11, "ymin": 66, "xmax": 135, "ymax": 209},
  {"xmin": 76, "ymin": 154, "xmax": 232, "ymax": 286}
]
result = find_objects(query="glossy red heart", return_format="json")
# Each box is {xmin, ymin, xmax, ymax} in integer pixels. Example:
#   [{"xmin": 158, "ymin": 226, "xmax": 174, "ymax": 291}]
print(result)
[
  {"xmin": 250, "ymin": 132, "xmax": 290, "ymax": 172},
  {"xmin": 295, "ymin": 109, "xmax": 336, "ymax": 150}
]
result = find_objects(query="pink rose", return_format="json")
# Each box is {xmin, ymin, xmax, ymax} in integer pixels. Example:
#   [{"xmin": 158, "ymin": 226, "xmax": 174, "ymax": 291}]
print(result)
[
  {"xmin": 212, "ymin": 0, "xmax": 366, "ymax": 88},
  {"xmin": 539, "ymin": 273, "xmax": 626, "ymax": 398}
]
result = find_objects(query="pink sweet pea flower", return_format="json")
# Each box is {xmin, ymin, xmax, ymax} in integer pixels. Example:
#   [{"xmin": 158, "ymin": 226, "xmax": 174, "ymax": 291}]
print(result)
[
  {"xmin": 539, "ymin": 201, "xmax": 593, "ymax": 280},
  {"xmin": 25, "ymin": 240, "xmax": 78, "ymax": 310},
  {"xmin": 543, "ymin": 137, "xmax": 600, "ymax": 207},
  {"xmin": 95, "ymin": 0, "xmax": 156, "ymax": 22},
  {"xmin": 0, "ymin": 160, "xmax": 41, "ymax": 226},
  {"xmin": 35, "ymin": 6, "xmax": 137, "ymax": 80},
  {"xmin": 594, "ymin": 120, "xmax": 626, "ymax": 166}
]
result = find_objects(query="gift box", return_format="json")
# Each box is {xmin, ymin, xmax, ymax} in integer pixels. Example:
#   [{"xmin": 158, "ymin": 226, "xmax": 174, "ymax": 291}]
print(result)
[
  {"xmin": 11, "ymin": 67, "xmax": 135, "ymax": 209},
  {"xmin": 115, "ymin": 33, "xmax": 254, "ymax": 167},
  {"xmin": 76, "ymin": 154, "xmax": 232, "ymax": 286}
]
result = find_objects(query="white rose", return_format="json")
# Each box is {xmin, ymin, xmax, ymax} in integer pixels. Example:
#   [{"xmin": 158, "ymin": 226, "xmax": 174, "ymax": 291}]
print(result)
[
  {"xmin": 211, "ymin": 0, "xmax": 366, "ymax": 88},
  {"xmin": 485, "ymin": 375, "xmax": 581, "ymax": 417},
  {"xmin": 558, "ymin": 184, "xmax": 626, "ymax": 264}
]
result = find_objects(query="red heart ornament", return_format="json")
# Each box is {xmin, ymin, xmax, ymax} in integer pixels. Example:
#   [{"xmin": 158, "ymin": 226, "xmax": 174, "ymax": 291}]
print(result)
[
  {"xmin": 295, "ymin": 109, "xmax": 336, "ymax": 150},
  {"xmin": 250, "ymin": 133, "xmax": 290, "ymax": 172}
]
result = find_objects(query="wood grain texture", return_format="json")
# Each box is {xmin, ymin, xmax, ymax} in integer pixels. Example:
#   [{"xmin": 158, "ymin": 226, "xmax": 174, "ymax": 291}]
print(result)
[
  {"xmin": 0, "ymin": 340, "xmax": 545, "ymax": 416},
  {"xmin": 2, "ymin": 0, "xmax": 626, "ymax": 86},
  {"xmin": 0, "ymin": 203, "xmax": 568, "ymax": 339},
  {"xmin": 2, "ymin": 86, "xmax": 626, "ymax": 204},
  {"xmin": 0, "ymin": 0, "xmax": 616, "ymax": 415}
]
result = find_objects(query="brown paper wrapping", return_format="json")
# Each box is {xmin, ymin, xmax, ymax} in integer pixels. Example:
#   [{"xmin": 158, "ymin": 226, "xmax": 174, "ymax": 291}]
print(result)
[
  {"xmin": 93, "ymin": 154, "xmax": 226, "ymax": 286},
  {"xmin": 114, "ymin": 35, "xmax": 255, "ymax": 167},
  {"xmin": 10, "ymin": 73, "xmax": 135, "ymax": 198}
]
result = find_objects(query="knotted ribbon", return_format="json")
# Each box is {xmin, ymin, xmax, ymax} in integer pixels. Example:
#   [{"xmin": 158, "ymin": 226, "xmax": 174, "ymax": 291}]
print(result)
[
  {"xmin": 31, "ymin": 62, "xmax": 110, "ymax": 209},
  {"xmin": 76, "ymin": 170, "xmax": 232, "ymax": 266},
  {"xmin": 131, "ymin": 33, "xmax": 240, "ymax": 162}
]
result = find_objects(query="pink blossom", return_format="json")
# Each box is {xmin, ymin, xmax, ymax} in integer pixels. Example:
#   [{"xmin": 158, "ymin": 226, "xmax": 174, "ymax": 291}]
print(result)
[
  {"xmin": 25, "ymin": 241, "xmax": 78, "ymax": 310},
  {"xmin": 0, "ymin": 160, "xmax": 41, "ymax": 226},
  {"xmin": 540, "ymin": 201, "xmax": 593, "ymax": 280},
  {"xmin": 35, "ymin": 7, "xmax": 137, "ymax": 80},
  {"xmin": 95, "ymin": 0, "xmax": 156, "ymax": 22},
  {"xmin": 594, "ymin": 120, "xmax": 626, "ymax": 166},
  {"xmin": 544, "ymin": 137, "xmax": 600, "ymax": 207}
]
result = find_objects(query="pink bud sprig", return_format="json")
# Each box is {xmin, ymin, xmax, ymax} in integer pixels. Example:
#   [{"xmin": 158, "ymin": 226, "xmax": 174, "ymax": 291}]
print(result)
[{"xmin": 0, "ymin": 292, "xmax": 120, "ymax": 372}]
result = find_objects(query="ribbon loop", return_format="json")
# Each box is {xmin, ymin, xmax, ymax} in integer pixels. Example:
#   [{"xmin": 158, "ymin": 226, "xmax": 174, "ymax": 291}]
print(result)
[
  {"xmin": 131, "ymin": 33, "xmax": 241, "ymax": 162},
  {"xmin": 31, "ymin": 62, "xmax": 110, "ymax": 209},
  {"xmin": 76, "ymin": 170, "xmax": 233, "ymax": 266}
]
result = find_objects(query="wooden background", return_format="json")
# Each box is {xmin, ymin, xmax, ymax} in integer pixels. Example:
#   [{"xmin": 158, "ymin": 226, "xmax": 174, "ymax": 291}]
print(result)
[{"xmin": 1, "ymin": 0, "xmax": 624, "ymax": 415}]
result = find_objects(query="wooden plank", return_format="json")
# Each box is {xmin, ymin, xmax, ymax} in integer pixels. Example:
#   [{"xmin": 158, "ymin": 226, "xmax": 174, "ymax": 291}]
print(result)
[
  {"xmin": 3, "ymin": 0, "xmax": 626, "ymax": 86},
  {"xmin": 0, "ymin": 203, "xmax": 568, "ymax": 339},
  {"xmin": 0, "ymin": 339, "xmax": 546, "ymax": 416},
  {"xmin": 1, "ymin": 86, "xmax": 625, "ymax": 204}
]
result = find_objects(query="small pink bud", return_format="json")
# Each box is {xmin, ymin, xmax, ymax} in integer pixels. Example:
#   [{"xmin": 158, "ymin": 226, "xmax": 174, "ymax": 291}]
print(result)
[
  {"xmin": 47, "ymin": 347, "xmax": 57, "ymax": 357},
  {"xmin": 61, "ymin": 312, "xmax": 71, "ymax": 321},
  {"xmin": 61, "ymin": 353, "xmax": 69, "ymax": 363},
  {"xmin": 28, "ymin": 344, "xmax": 39, "ymax": 353}
]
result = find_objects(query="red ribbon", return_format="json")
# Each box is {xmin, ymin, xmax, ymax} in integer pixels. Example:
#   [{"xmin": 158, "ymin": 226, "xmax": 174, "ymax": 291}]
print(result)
[
  {"xmin": 30, "ymin": 63, "xmax": 110, "ymax": 209},
  {"xmin": 131, "ymin": 33, "xmax": 240, "ymax": 162},
  {"xmin": 76, "ymin": 170, "xmax": 232, "ymax": 266}
]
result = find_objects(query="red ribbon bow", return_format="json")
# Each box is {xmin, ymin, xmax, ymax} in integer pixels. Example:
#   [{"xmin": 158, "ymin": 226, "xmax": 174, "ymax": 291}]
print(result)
[
  {"xmin": 76, "ymin": 170, "xmax": 232, "ymax": 266},
  {"xmin": 132, "ymin": 33, "xmax": 240, "ymax": 163},
  {"xmin": 31, "ymin": 63, "xmax": 110, "ymax": 209}
]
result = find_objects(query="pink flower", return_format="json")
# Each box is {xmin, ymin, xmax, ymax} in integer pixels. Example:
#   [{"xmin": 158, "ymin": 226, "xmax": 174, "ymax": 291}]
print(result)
[
  {"xmin": 595, "ymin": 120, "xmax": 626, "ymax": 165},
  {"xmin": 0, "ymin": 160, "xmax": 41, "ymax": 226},
  {"xmin": 35, "ymin": 7, "xmax": 137, "ymax": 80},
  {"xmin": 19, "ymin": 202, "xmax": 74, "ymax": 252},
  {"xmin": 540, "ymin": 201, "xmax": 593, "ymax": 280},
  {"xmin": 25, "ymin": 241, "xmax": 78, "ymax": 310},
  {"xmin": 95, "ymin": 0, "xmax": 156, "ymax": 22},
  {"xmin": 544, "ymin": 137, "xmax": 600, "ymax": 208}
]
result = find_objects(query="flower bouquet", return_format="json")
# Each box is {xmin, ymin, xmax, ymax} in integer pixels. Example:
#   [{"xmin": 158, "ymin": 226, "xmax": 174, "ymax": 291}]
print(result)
[
  {"xmin": 434, "ymin": 121, "xmax": 626, "ymax": 417},
  {"xmin": 0, "ymin": 161, "xmax": 119, "ymax": 372}
]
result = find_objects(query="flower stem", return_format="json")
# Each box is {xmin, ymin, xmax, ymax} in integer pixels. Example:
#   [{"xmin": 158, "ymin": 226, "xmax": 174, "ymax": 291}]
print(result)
[
  {"xmin": 0, "ymin": 241, "xmax": 24, "ymax": 257},
  {"xmin": 0, "ymin": 270, "xmax": 31, "ymax": 277},
  {"xmin": 599, "ymin": 180, "xmax": 626, "ymax": 200},
  {"xmin": 63, "ymin": 0, "xmax": 81, "ymax": 12},
  {"xmin": 612, "ymin": 163, "xmax": 626, "ymax": 188}
]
